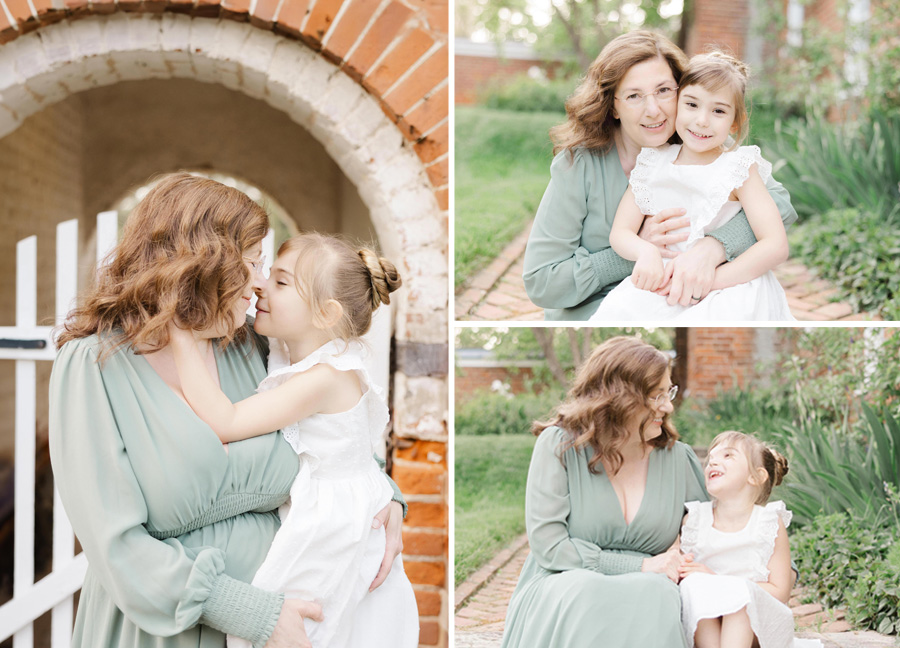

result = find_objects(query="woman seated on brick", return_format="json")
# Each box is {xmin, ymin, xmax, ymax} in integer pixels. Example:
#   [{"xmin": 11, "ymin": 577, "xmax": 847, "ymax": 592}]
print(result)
[
  {"xmin": 522, "ymin": 30, "xmax": 797, "ymax": 320},
  {"xmin": 48, "ymin": 173, "xmax": 406, "ymax": 648}
]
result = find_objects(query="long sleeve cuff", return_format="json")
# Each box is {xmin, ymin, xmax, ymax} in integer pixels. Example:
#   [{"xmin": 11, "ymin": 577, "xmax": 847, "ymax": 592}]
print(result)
[
  {"xmin": 200, "ymin": 573, "xmax": 283, "ymax": 648},
  {"xmin": 706, "ymin": 216, "xmax": 757, "ymax": 262},
  {"xmin": 588, "ymin": 247, "xmax": 635, "ymax": 287},
  {"xmin": 589, "ymin": 551, "xmax": 644, "ymax": 576}
]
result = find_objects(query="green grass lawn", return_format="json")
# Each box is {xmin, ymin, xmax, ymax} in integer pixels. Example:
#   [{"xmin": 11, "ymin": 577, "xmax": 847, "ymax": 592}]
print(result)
[
  {"xmin": 454, "ymin": 106, "xmax": 564, "ymax": 290},
  {"xmin": 455, "ymin": 434, "xmax": 536, "ymax": 586}
]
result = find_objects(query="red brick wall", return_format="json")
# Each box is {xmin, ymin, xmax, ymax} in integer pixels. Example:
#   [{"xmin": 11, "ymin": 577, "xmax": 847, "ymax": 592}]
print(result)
[
  {"xmin": 393, "ymin": 439, "xmax": 447, "ymax": 646},
  {"xmin": 455, "ymin": 54, "xmax": 543, "ymax": 104},
  {"xmin": 684, "ymin": 328, "xmax": 757, "ymax": 399},
  {"xmin": 454, "ymin": 366, "xmax": 536, "ymax": 402},
  {"xmin": 0, "ymin": 0, "xmax": 449, "ymax": 212},
  {"xmin": 686, "ymin": 0, "xmax": 749, "ymax": 57}
]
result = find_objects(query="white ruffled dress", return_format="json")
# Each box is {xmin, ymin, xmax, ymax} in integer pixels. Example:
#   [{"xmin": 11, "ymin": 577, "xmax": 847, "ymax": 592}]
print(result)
[
  {"xmin": 680, "ymin": 501, "xmax": 821, "ymax": 648},
  {"xmin": 227, "ymin": 339, "xmax": 418, "ymax": 648},
  {"xmin": 590, "ymin": 144, "xmax": 795, "ymax": 322}
]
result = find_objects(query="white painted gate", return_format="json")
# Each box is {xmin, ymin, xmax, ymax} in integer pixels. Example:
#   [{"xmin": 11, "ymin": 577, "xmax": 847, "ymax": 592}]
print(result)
[{"xmin": 0, "ymin": 213, "xmax": 392, "ymax": 645}]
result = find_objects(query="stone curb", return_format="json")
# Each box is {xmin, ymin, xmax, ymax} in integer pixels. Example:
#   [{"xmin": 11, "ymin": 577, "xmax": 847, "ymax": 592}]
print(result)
[
  {"xmin": 455, "ymin": 224, "xmax": 532, "ymax": 318},
  {"xmin": 454, "ymin": 533, "xmax": 530, "ymax": 613}
]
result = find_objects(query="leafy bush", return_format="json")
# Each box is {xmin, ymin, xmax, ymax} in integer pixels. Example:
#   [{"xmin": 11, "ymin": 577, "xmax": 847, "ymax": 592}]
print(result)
[
  {"xmin": 846, "ymin": 542, "xmax": 900, "ymax": 635},
  {"xmin": 455, "ymin": 389, "xmax": 564, "ymax": 436},
  {"xmin": 774, "ymin": 405, "xmax": 900, "ymax": 529},
  {"xmin": 792, "ymin": 205, "xmax": 900, "ymax": 316},
  {"xmin": 790, "ymin": 512, "xmax": 895, "ymax": 611},
  {"xmin": 672, "ymin": 385, "xmax": 795, "ymax": 448},
  {"xmin": 478, "ymin": 74, "xmax": 573, "ymax": 113},
  {"xmin": 764, "ymin": 109, "xmax": 900, "ymax": 221}
]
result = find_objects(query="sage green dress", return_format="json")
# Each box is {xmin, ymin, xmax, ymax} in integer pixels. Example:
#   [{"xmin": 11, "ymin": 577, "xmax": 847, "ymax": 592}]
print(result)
[
  {"xmin": 48, "ymin": 328, "xmax": 402, "ymax": 648},
  {"xmin": 501, "ymin": 427, "xmax": 709, "ymax": 648},
  {"xmin": 522, "ymin": 145, "xmax": 799, "ymax": 320}
]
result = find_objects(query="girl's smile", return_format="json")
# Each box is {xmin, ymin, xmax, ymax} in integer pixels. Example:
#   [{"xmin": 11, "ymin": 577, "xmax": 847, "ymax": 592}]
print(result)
[{"xmin": 674, "ymin": 83, "xmax": 737, "ymax": 164}]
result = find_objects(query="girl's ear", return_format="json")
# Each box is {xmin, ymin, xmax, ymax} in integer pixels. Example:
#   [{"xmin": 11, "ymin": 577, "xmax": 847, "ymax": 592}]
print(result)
[
  {"xmin": 317, "ymin": 299, "xmax": 344, "ymax": 329},
  {"xmin": 749, "ymin": 466, "xmax": 768, "ymax": 486}
]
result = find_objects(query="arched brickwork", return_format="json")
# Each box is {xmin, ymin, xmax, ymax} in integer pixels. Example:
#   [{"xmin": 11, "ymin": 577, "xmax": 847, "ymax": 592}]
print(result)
[{"xmin": 0, "ymin": 8, "xmax": 448, "ymax": 646}]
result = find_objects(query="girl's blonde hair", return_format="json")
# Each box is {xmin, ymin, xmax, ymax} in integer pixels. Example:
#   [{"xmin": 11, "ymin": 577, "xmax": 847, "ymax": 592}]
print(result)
[
  {"xmin": 279, "ymin": 233, "xmax": 401, "ymax": 341},
  {"xmin": 56, "ymin": 173, "xmax": 269, "ymax": 357},
  {"xmin": 679, "ymin": 51, "xmax": 751, "ymax": 151},
  {"xmin": 534, "ymin": 336, "xmax": 678, "ymax": 476},
  {"xmin": 709, "ymin": 431, "xmax": 789, "ymax": 505},
  {"xmin": 550, "ymin": 30, "xmax": 688, "ymax": 156}
]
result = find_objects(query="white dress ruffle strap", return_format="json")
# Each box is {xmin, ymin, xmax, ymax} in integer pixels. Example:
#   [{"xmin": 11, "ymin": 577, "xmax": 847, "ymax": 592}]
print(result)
[
  {"xmin": 679, "ymin": 501, "xmax": 821, "ymax": 648},
  {"xmin": 590, "ymin": 144, "xmax": 795, "ymax": 322},
  {"xmin": 227, "ymin": 340, "xmax": 418, "ymax": 648}
]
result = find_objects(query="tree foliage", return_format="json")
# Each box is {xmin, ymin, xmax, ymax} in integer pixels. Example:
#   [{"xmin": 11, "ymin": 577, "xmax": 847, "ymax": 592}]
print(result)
[{"xmin": 456, "ymin": 0, "xmax": 684, "ymax": 72}]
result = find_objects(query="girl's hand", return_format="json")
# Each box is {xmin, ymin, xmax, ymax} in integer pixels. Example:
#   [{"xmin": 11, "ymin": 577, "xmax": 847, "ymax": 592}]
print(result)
[
  {"xmin": 264, "ymin": 599, "xmax": 323, "ymax": 648},
  {"xmin": 638, "ymin": 208, "xmax": 689, "ymax": 259},
  {"xmin": 678, "ymin": 554, "xmax": 715, "ymax": 578},
  {"xmin": 641, "ymin": 546, "xmax": 681, "ymax": 583},
  {"xmin": 632, "ymin": 248, "xmax": 665, "ymax": 292},
  {"xmin": 369, "ymin": 501, "xmax": 404, "ymax": 591},
  {"xmin": 166, "ymin": 321, "xmax": 197, "ymax": 349}
]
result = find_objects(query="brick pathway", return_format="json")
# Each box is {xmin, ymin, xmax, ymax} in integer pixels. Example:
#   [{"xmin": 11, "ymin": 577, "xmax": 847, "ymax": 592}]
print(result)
[
  {"xmin": 454, "ymin": 535, "xmax": 898, "ymax": 648},
  {"xmin": 455, "ymin": 221, "xmax": 879, "ymax": 322}
]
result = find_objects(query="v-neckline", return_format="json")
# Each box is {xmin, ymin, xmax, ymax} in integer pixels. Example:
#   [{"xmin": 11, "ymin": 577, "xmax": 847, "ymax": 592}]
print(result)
[
  {"xmin": 608, "ymin": 448, "xmax": 657, "ymax": 529},
  {"xmin": 133, "ymin": 341, "xmax": 225, "ymax": 414}
]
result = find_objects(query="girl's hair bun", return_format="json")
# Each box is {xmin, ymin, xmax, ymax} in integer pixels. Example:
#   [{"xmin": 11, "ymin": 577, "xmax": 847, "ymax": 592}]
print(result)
[
  {"xmin": 706, "ymin": 50, "xmax": 750, "ymax": 79},
  {"xmin": 358, "ymin": 248, "xmax": 402, "ymax": 309},
  {"xmin": 769, "ymin": 447, "xmax": 789, "ymax": 486}
]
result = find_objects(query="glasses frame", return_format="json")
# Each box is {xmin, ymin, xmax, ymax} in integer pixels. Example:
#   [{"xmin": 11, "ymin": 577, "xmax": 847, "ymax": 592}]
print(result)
[
  {"xmin": 649, "ymin": 385, "xmax": 678, "ymax": 407},
  {"xmin": 244, "ymin": 254, "xmax": 266, "ymax": 275},
  {"xmin": 615, "ymin": 85, "xmax": 679, "ymax": 108}
]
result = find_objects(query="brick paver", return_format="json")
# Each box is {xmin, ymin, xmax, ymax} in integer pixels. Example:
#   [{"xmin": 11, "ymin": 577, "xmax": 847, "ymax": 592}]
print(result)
[
  {"xmin": 454, "ymin": 536, "xmax": 896, "ymax": 648},
  {"xmin": 455, "ymin": 221, "xmax": 879, "ymax": 322}
]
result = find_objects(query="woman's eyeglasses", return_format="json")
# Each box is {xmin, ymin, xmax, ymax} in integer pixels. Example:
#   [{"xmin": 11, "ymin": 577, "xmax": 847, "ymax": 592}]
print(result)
[
  {"xmin": 615, "ymin": 86, "xmax": 679, "ymax": 108},
  {"xmin": 649, "ymin": 385, "xmax": 678, "ymax": 407},
  {"xmin": 244, "ymin": 255, "xmax": 266, "ymax": 275}
]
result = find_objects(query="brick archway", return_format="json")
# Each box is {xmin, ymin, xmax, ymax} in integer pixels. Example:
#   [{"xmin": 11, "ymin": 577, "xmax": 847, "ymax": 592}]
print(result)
[{"xmin": 0, "ymin": 8, "xmax": 448, "ymax": 646}]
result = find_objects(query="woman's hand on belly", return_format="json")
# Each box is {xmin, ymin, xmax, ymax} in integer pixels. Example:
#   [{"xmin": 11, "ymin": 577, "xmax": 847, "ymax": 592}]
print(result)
[
  {"xmin": 265, "ymin": 599, "xmax": 323, "ymax": 648},
  {"xmin": 638, "ymin": 208, "xmax": 689, "ymax": 259}
]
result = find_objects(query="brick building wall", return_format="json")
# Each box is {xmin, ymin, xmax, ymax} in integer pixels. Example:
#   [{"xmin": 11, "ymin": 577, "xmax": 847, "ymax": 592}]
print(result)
[
  {"xmin": 683, "ymin": 328, "xmax": 758, "ymax": 399},
  {"xmin": 454, "ymin": 365, "xmax": 536, "ymax": 403},
  {"xmin": 1, "ymin": 4, "xmax": 449, "ymax": 644},
  {"xmin": 685, "ymin": 0, "xmax": 749, "ymax": 57},
  {"xmin": 455, "ymin": 54, "xmax": 541, "ymax": 104}
]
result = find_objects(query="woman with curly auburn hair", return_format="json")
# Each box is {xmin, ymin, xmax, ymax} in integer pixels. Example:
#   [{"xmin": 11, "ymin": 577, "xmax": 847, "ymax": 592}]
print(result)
[
  {"xmin": 501, "ymin": 336, "xmax": 708, "ymax": 647},
  {"xmin": 522, "ymin": 30, "xmax": 798, "ymax": 320},
  {"xmin": 48, "ymin": 173, "xmax": 406, "ymax": 648}
]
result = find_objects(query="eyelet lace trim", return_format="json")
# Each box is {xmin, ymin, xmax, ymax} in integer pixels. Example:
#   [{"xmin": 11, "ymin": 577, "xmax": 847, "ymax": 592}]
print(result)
[
  {"xmin": 752, "ymin": 500, "xmax": 791, "ymax": 581},
  {"xmin": 680, "ymin": 500, "xmax": 707, "ymax": 555},
  {"xmin": 629, "ymin": 146, "xmax": 668, "ymax": 216},
  {"xmin": 685, "ymin": 145, "xmax": 773, "ymax": 248}
]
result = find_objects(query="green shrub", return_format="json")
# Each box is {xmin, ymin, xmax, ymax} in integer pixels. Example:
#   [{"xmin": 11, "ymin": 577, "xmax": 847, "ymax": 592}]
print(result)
[
  {"xmin": 673, "ymin": 385, "xmax": 795, "ymax": 448},
  {"xmin": 455, "ymin": 389, "xmax": 564, "ymax": 436},
  {"xmin": 478, "ymin": 74, "xmax": 573, "ymax": 113},
  {"xmin": 775, "ymin": 405, "xmax": 900, "ymax": 529},
  {"xmin": 764, "ymin": 108, "xmax": 900, "ymax": 220},
  {"xmin": 846, "ymin": 542, "xmax": 900, "ymax": 635},
  {"xmin": 790, "ymin": 512, "xmax": 895, "ymax": 610},
  {"xmin": 793, "ymin": 205, "xmax": 900, "ymax": 315}
]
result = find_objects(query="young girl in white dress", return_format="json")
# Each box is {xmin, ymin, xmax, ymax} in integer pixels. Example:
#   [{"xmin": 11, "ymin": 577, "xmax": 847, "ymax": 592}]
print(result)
[
  {"xmin": 679, "ymin": 431, "xmax": 821, "ymax": 648},
  {"xmin": 169, "ymin": 232, "xmax": 419, "ymax": 648},
  {"xmin": 590, "ymin": 52, "xmax": 795, "ymax": 321}
]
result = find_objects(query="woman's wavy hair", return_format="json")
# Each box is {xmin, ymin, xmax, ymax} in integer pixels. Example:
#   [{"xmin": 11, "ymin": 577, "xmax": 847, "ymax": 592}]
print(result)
[
  {"xmin": 679, "ymin": 51, "xmax": 751, "ymax": 151},
  {"xmin": 708, "ymin": 431, "xmax": 789, "ymax": 505},
  {"xmin": 532, "ymin": 336, "xmax": 678, "ymax": 475},
  {"xmin": 278, "ymin": 233, "xmax": 402, "ymax": 342},
  {"xmin": 56, "ymin": 173, "xmax": 269, "ymax": 358},
  {"xmin": 550, "ymin": 30, "xmax": 688, "ymax": 156}
]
